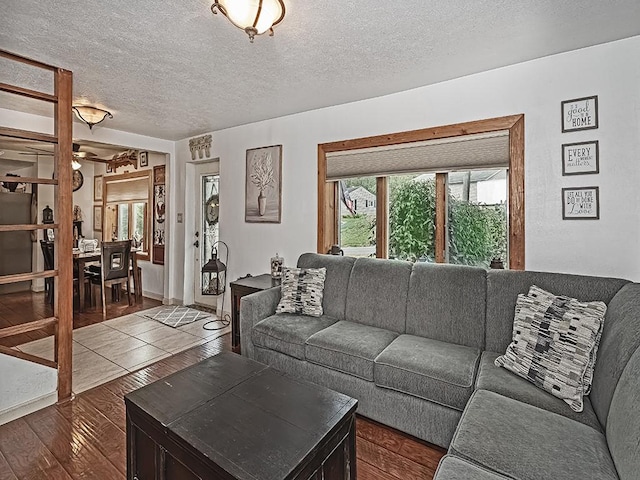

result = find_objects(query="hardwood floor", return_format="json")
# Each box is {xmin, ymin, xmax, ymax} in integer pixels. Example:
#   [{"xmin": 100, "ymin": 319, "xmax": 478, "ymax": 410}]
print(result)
[
  {"xmin": 0, "ymin": 333, "xmax": 446, "ymax": 479},
  {"xmin": 0, "ymin": 290, "xmax": 162, "ymax": 348}
]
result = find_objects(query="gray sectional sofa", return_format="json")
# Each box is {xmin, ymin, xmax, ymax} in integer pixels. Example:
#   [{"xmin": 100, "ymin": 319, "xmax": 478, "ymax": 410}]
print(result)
[{"xmin": 240, "ymin": 253, "xmax": 640, "ymax": 480}]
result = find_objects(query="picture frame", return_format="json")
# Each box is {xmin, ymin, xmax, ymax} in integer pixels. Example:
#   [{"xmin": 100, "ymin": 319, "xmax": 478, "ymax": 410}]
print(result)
[
  {"xmin": 140, "ymin": 151, "xmax": 149, "ymax": 167},
  {"xmin": 93, "ymin": 175, "xmax": 103, "ymax": 201},
  {"xmin": 93, "ymin": 205, "xmax": 103, "ymax": 231},
  {"xmin": 562, "ymin": 141, "xmax": 599, "ymax": 176},
  {"xmin": 106, "ymin": 162, "xmax": 112, "ymax": 173},
  {"xmin": 245, "ymin": 144, "xmax": 282, "ymax": 223},
  {"xmin": 561, "ymin": 95, "xmax": 598, "ymax": 132},
  {"xmin": 562, "ymin": 187, "xmax": 599, "ymax": 220}
]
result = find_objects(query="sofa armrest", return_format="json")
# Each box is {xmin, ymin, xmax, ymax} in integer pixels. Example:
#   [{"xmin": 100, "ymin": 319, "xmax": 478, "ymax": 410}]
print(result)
[{"xmin": 240, "ymin": 286, "xmax": 281, "ymax": 359}]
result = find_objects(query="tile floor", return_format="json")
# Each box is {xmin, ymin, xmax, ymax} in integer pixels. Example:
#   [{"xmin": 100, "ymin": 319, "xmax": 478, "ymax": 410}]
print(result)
[{"xmin": 14, "ymin": 311, "xmax": 230, "ymax": 394}]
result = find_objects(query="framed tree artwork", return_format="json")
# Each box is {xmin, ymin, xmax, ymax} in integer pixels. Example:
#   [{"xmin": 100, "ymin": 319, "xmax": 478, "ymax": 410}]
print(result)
[{"xmin": 245, "ymin": 145, "xmax": 282, "ymax": 223}]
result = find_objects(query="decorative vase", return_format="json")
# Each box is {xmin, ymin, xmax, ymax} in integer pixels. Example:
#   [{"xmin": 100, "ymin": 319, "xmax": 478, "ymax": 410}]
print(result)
[
  {"xmin": 270, "ymin": 253, "xmax": 284, "ymax": 279},
  {"xmin": 258, "ymin": 191, "xmax": 267, "ymax": 216}
]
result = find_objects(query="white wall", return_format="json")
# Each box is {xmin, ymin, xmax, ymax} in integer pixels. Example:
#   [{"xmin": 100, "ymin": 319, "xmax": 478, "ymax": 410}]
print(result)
[{"xmin": 173, "ymin": 35, "xmax": 640, "ymax": 307}]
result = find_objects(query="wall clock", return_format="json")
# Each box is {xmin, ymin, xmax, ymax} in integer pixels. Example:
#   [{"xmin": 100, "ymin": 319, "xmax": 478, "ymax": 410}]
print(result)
[
  {"xmin": 206, "ymin": 194, "xmax": 219, "ymax": 224},
  {"xmin": 72, "ymin": 170, "xmax": 84, "ymax": 192}
]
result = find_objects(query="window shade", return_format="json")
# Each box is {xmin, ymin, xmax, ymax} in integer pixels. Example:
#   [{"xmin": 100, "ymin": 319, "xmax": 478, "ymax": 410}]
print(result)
[
  {"xmin": 105, "ymin": 176, "xmax": 149, "ymax": 203},
  {"xmin": 325, "ymin": 131, "xmax": 510, "ymax": 180}
]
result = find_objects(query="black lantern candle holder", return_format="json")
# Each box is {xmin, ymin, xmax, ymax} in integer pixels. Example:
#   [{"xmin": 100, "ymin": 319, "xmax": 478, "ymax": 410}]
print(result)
[{"xmin": 201, "ymin": 240, "xmax": 229, "ymax": 296}]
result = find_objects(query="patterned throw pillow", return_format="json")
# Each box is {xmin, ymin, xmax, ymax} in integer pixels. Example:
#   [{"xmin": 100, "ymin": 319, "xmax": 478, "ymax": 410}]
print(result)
[
  {"xmin": 276, "ymin": 267, "xmax": 327, "ymax": 317},
  {"xmin": 495, "ymin": 285, "xmax": 607, "ymax": 412}
]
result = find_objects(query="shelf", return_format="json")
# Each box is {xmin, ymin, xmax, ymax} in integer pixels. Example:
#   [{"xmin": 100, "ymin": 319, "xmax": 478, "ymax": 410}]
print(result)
[
  {"xmin": 0, "ymin": 126, "xmax": 57, "ymax": 144},
  {"xmin": 0, "ymin": 223, "xmax": 57, "ymax": 232},
  {"xmin": 0, "ymin": 317, "xmax": 58, "ymax": 340},
  {"xmin": 0, "ymin": 82, "xmax": 57, "ymax": 103},
  {"xmin": 0, "ymin": 270, "xmax": 57, "ymax": 285},
  {"xmin": 0, "ymin": 176, "xmax": 58, "ymax": 185}
]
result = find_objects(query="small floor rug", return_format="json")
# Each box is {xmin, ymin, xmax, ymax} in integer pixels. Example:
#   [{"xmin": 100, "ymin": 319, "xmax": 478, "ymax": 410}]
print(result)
[{"xmin": 140, "ymin": 306, "xmax": 211, "ymax": 328}]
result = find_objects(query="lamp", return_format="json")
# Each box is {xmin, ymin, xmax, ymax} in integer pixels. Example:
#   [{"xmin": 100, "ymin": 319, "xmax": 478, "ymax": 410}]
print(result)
[
  {"xmin": 71, "ymin": 159, "xmax": 82, "ymax": 170},
  {"xmin": 201, "ymin": 240, "xmax": 229, "ymax": 296},
  {"xmin": 211, "ymin": 0, "xmax": 285, "ymax": 43},
  {"xmin": 72, "ymin": 105, "xmax": 113, "ymax": 130}
]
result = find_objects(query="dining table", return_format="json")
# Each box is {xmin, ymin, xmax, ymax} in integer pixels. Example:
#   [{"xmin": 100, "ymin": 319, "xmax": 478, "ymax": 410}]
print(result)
[{"xmin": 73, "ymin": 247, "xmax": 141, "ymax": 312}]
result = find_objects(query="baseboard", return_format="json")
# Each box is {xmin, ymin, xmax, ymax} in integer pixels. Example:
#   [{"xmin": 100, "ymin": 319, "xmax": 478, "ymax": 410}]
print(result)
[
  {"xmin": 164, "ymin": 297, "xmax": 183, "ymax": 306},
  {"xmin": 0, "ymin": 391, "xmax": 57, "ymax": 426},
  {"xmin": 142, "ymin": 290, "xmax": 164, "ymax": 302}
]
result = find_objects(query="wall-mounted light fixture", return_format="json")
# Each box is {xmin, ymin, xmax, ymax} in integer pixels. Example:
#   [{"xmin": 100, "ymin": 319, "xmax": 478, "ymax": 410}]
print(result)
[
  {"xmin": 72, "ymin": 105, "xmax": 113, "ymax": 130},
  {"xmin": 211, "ymin": 0, "xmax": 285, "ymax": 43}
]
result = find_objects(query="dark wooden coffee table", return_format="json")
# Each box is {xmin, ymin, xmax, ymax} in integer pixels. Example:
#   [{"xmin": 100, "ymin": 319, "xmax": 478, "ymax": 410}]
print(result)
[{"xmin": 125, "ymin": 352, "xmax": 357, "ymax": 480}]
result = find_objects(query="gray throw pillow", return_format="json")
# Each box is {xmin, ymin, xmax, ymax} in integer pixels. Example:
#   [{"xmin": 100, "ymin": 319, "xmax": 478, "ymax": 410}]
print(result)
[
  {"xmin": 495, "ymin": 285, "xmax": 606, "ymax": 412},
  {"xmin": 276, "ymin": 267, "xmax": 327, "ymax": 317}
]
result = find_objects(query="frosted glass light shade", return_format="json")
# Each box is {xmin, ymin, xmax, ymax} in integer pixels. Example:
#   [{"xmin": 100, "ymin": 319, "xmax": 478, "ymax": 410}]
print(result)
[
  {"xmin": 72, "ymin": 106, "xmax": 113, "ymax": 130},
  {"xmin": 212, "ymin": 0, "xmax": 285, "ymax": 42}
]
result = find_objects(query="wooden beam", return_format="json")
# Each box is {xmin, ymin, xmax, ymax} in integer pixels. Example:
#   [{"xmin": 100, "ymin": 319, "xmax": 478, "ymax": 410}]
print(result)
[
  {"xmin": 0, "ymin": 49, "xmax": 59, "ymax": 71},
  {"xmin": 0, "ymin": 82, "xmax": 57, "ymax": 103},
  {"xmin": 0, "ymin": 176, "xmax": 58, "ymax": 185},
  {"xmin": 55, "ymin": 68, "xmax": 74, "ymax": 403},
  {"xmin": 0, "ymin": 126, "xmax": 57, "ymax": 144},
  {"xmin": 435, "ymin": 173, "xmax": 447, "ymax": 263},
  {"xmin": 0, "ymin": 317, "xmax": 58, "ymax": 340},
  {"xmin": 0, "ymin": 270, "xmax": 57, "ymax": 285},
  {"xmin": 376, "ymin": 177, "xmax": 388, "ymax": 259},
  {"xmin": 509, "ymin": 115, "xmax": 525, "ymax": 270},
  {"xmin": 0, "ymin": 346, "xmax": 57, "ymax": 369},
  {"xmin": 320, "ymin": 115, "xmax": 522, "ymax": 153},
  {"xmin": 0, "ymin": 223, "xmax": 58, "ymax": 232}
]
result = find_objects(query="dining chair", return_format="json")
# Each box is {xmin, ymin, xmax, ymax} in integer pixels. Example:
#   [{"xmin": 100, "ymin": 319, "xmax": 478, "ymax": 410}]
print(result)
[
  {"xmin": 40, "ymin": 240, "xmax": 55, "ymax": 306},
  {"xmin": 93, "ymin": 240, "xmax": 133, "ymax": 320},
  {"xmin": 41, "ymin": 240, "xmax": 91, "ymax": 308}
]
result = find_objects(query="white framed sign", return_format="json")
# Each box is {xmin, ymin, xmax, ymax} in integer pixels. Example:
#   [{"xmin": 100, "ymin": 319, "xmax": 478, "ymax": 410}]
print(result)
[
  {"xmin": 562, "ymin": 141, "xmax": 599, "ymax": 176},
  {"xmin": 562, "ymin": 187, "xmax": 599, "ymax": 220},
  {"xmin": 561, "ymin": 95, "xmax": 598, "ymax": 132}
]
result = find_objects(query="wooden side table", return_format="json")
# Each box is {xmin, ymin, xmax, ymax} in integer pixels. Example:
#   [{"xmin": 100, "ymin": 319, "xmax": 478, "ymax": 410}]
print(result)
[{"xmin": 230, "ymin": 274, "xmax": 280, "ymax": 354}]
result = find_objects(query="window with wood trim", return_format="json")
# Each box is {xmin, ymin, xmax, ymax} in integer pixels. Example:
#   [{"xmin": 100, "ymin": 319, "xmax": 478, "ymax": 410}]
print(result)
[
  {"xmin": 104, "ymin": 171, "xmax": 152, "ymax": 260},
  {"xmin": 318, "ymin": 115, "xmax": 525, "ymax": 269}
]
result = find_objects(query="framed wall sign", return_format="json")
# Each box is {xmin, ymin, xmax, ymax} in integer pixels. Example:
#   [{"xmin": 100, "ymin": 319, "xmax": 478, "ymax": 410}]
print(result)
[
  {"xmin": 562, "ymin": 140, "xmax": 599, "ymax": 175},
  {"xmin": 93, "ymin": 205, "xmax": 103, "ymax": 231},
  {"xmin": 140, "ymin": 151, "xmax": 149, "ymax": 167},
  {"xmin": 561, "ymin": 95, "xmax": 598, "ymax": 132},
  {"xmin": 562, "ymin": 187, "xmax": 599, "ymax": 220},
  {"xmin": 93, "ymin": 174, "xmax": 103, "ymax": 201},
  {"xmin": 245, "ymin": 144, "xmax": 282, "ymax": 223}
]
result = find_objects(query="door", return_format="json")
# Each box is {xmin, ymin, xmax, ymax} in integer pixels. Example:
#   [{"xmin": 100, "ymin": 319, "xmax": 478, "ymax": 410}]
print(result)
[{"xmin": 193, "ymin": 162, "xmax": 220, "ymax": 307}]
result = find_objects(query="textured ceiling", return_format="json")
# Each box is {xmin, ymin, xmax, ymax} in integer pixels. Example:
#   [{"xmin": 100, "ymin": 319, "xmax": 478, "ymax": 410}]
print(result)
[{"xmin": 1, "ymin": 1, "xmax": 640, "ymax": 141}]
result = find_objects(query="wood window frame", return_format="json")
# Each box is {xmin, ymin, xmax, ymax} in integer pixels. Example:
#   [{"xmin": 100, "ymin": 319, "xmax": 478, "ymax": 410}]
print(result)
[
  {"xmin": 317, "ymin": 114, "xmax": 525, "ymax": 269},
  {"xmin": 103, "ymin": 170, "xmax": 153, "ymax": 261}
]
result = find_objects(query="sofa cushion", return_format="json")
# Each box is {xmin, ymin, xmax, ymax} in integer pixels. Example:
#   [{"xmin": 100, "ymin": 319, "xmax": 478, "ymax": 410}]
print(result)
[
  {"xmin": 305, "ymin": 321, "xmax": 398, "ymax": 381},
  {"xmin": 434, "ymin": 455, "xmax": 510, "ymax": 480},
  {"xmin": 450, "ymin": 390, "xmax": 618, "ymax": 480},
  {"xmin": 485, "ymin": 269, "xmax": 627, "ymax": 354},
  {"xmin": 252, "ymin": 314, "xmax": 338, "ymax": 360},
  {"xmin": 591, "ymin": 283, "xmax": 640, "ymax": 427},
  {"xmin": 374, "ymin": 335, "xmax": 480, "ymax": 410},
  {"xmin": 477, "ymin": 351, "xmax": 602, "ymax": 431},
  {"xmin": 606, "ymin": 345, "xmax": 640, "ymax": 480},
  {"xmin": 495, "ymin": 286, "xmax": 606, "ymax": 412},
  {"xmin": 297, "ymin": 253, "xmax": 356, "ymax": 320},
  {"xmin": 276, "ymin": 266, "xmax": 327, "ymax": 317},
  {"xmin": 344, "ymin": 257, "xmax": 412, "ymax": 333},
  {"xmin": 406, "ymin": 263, "xmax": 486, "ymax": 349}
]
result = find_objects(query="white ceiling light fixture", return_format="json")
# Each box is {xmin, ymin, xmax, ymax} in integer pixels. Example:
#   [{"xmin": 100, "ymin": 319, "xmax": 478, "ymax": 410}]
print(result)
[
  {"xmin": 71, "ymin": 159, "xmax": 82, "ymax": 170},
  {"xmin": 211, "ymin": 0, "xmax": 285, "ymax": 43},
  {"xmin": 72, "ymin": 105, "xmax": 113, "ymax": 130}
]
